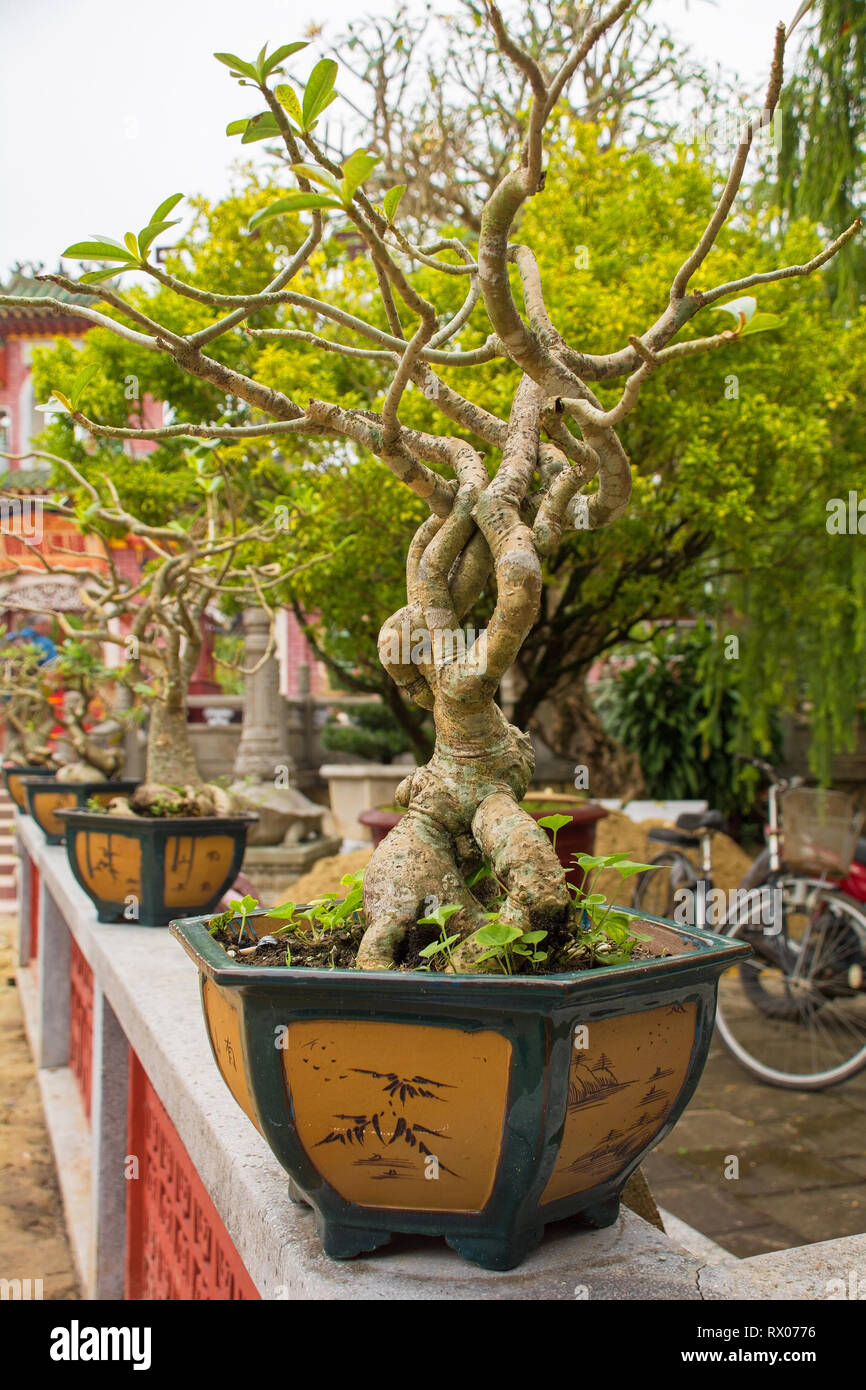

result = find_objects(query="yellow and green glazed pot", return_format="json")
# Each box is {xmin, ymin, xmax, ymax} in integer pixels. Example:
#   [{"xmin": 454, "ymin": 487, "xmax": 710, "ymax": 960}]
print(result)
[
  {"xmin": 60, "ymin": 808, "xmax": 257, "ymax": 927},
  {"xmin": 3, "ymin": 762, "xmax": 56, "ymax": 811},
  {"xmin": 171, "ymin": 907, "xmax": 750, "ymax": 1270},
  {"xmin": 22, "ymin": 777, "xmax": 139, "ymax": 846}
]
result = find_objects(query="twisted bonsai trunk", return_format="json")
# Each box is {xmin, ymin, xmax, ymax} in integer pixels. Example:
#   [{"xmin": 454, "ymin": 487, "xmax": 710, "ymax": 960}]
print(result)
[{"xmin": 359, "ymin": 379, "xmax": 577, "ymax": 970}]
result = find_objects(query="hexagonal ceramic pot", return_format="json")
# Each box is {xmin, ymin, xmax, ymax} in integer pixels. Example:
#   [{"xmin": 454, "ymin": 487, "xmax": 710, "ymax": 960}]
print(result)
[
  {"xmin": 22, "ymin": 778, "xmax": 140, "ymax": 846},
  {"xmin": 3, "ymin": 763, "xmax": 55, "ymax": 811},
  {"xmin": 170, "ymin": 908, "xmax": 750, "ymax": 1270},
  {"xmin": 60, "ymin": 809, "xmax": 256, "ymax": 926}
]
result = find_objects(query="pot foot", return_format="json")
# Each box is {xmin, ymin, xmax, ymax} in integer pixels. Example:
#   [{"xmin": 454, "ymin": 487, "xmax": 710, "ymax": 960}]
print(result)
[
  {"xmin": 316, "ymin": 1217, "xmax": 392, "ymax": 1260},
  {"xmin": 580, "ymin": 1195, "xmax": 620, "ymax": 1230},
  {"xmin": 445, "ymin": 1227, "xmax": 544, "ymax": 1271},
  {"xmin": 287, "ymin": 1179, "xmax": 311, "ymax": 1207}
]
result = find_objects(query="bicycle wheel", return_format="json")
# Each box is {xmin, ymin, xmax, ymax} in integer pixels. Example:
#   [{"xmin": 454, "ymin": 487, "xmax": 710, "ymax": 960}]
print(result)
[
  {"xmin": 716, "ymin": 878, "xmax": 866, "ymax": 1089},
  {"xmin": 631, "ymin": 851, "xmax": 691, "ymax": 920}
]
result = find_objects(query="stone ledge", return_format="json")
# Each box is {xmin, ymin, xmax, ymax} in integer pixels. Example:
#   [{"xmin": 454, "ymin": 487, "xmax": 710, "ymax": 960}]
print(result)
[{"xmin": 16, "ymin": 812, "xmax": 848, "ymax": 1301}]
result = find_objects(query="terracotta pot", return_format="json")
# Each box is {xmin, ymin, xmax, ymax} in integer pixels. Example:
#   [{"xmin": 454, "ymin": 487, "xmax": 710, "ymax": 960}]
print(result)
[
  {"xmin": 22, "ymin": 777, "xmax": 139, "ymax": 847},
  {"xmin": 171, "ymin": 906, "xmax": 749, "ymax": 1271},
  {"xmin": 359, "ymin": 800, "xmax": 608, "ymax": 884},
  {"xmin": 59, "ymin": 808, "xmax": 257, "ymax": 927},
  {"xmin": 3, "ymin": 762, "xmax": 56, "ymax": 811}
]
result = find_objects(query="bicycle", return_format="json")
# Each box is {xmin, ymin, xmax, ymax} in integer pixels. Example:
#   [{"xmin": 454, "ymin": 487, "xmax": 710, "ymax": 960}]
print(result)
[{"xmin": 631, "ymin": 756, "xmax": 866, "ymax": 1090}]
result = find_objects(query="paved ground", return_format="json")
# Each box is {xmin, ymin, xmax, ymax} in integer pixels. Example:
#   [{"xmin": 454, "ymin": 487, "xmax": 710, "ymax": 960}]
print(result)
[
  {"xmin": 645, "ymin": 1033, "xmax": 866, "ymax": 1257},
  {"xmin": 0, "ymin": 916, "xmax": 79, "ymax": 1299}
]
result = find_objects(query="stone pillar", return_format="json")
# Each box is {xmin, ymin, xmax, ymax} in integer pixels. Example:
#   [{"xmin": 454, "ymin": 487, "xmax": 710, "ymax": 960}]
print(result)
[
  {"xmin": 89, "ymin": 984, "xmax": 129, "ymax": 1299},
  {"xmin": 234, "ymin": 608, "xmax": 291, "ymax": 782},
  {"xmin": 38, "ymin": 886, "xmax": 70, "ymax": 1069}
]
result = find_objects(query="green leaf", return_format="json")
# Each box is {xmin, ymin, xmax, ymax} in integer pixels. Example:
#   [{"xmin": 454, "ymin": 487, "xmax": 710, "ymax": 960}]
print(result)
[
  {"xmin": 265, "ymin": 895, "xmax": 296, "ymax": 917},
  {"xmin": 137, "ymin": 218, "xmax": 181, "ymax": 258},
  {"xmin": 70, "ymin": 364, "xmax": 99, "ymax": 410},
  {"xmin": 383, "ymin": 184, "xmax": 407, "ymax": 222},
  {"xmin": 417, "ymin": 902, "xmax": 462, "ymax": 929},
  {"xmin": 47, "ymin": 390, "xmax": 71, "ymax": 412},
  {"xmin": 290, "ymin": 163, "xmax": 343, "ymax": 197},
  {"xmin": 302, "ymin": 57, "xmax": 338, "ymax": 129},
  {"xmin": 239, "ymin": 112, "xmax": 281, "ymax": 144},
  {"xmin": 340, "ymin": 149, "xmax": 380, "ymax": 201},
  {"xmin": 123, "ymin": 232, "xmax": 140, "ymax": 258},
  {"xmin": 275, "ymin": 84, "xmax": 304, "ymax": 128},
  {"xmin": 474, "ymin": 921, "xmax": 522, "ymax": 948},
  {"xmin": 520, "ymin": 930, "xmax": 548, "ymax": 945},
  {"xmin": 264, "ymin": 42, "xmax": 309, "ymax": 75},
  {"xmin": 254, "ymin": 42, "xmax": 270, "ymax": 80},
  {"xmin": 418, "ymin": 931, "xmax": 460, "ymax": 959},
  {"xmin": 713, "ymin": 295, "xmax": 757, "ymax": 324},
  {"xmin": 149, "ymin": 192, "xmax": 183, "ymax": 225},
  {"xmin": 537, "ymin": 813, "xmax": 573, "ymax": 834},
  {"xmin": 78, "ymin": 266, "xmax": 131, "ymax": 283},
  {"xmin": 249, "ymin": 194, "xmax": 340, "ymax": 231},
  {"xmin": 740, "ymin": 312, "xmax": 784, "ymax": 336},
  {"xmin": 214, "ymin": 51, "xmax": 259, "ymax": 81},
  {"xmin": 226, "ymin": 118, "xmax": 250, "ymax": 136},
  {"xmin": 62, "ymin": 240, "xmax": 136, "ymax": 262}
]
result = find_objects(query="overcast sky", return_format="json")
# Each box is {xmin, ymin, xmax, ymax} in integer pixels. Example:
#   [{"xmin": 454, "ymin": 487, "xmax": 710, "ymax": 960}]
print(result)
[{"xmin": 0, "ymin": 0, "xmax": 806, "ymax": 276}]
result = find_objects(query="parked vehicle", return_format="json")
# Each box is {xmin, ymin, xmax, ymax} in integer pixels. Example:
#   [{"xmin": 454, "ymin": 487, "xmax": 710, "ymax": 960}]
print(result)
[{"xmin": 633, "ymin": 756, "xmax": 866, "ymax": 1090}]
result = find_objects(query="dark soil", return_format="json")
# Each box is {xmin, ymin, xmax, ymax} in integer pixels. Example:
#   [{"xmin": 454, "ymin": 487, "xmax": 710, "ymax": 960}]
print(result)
[{"xmin": 206, "ymin": 910, "xmax": 667, "ymax": 975}]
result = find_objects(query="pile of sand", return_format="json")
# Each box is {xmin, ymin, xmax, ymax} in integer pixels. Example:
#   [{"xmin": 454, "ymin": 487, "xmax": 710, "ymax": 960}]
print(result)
[
  {"xmin": 592, "ymin": 810, "xmax": 751, "ymax": 903},
  {"xmin": 278, "ymin": 847, "xmax": 373, "ymax": 905},
  {"xmin": 276, "ymin": 809, "xmax": 751, "ymax": 908}
]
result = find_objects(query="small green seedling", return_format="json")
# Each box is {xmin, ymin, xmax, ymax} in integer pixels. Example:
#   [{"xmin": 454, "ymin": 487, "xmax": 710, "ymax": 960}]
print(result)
[
  {"xmin": 230, "ymin": 893, "xmax": 260, "ymax": 946},
  {"xmin": 569, "ymin": 852, "xmax": 658, "ymax": 964},
  {"xmin": 536, "ymin": 813, "xmax": 573, "ymax": 855},
  {"xmin": 416, "ymin": 902, "xmax": 463, "ymax": 971},
  {"xmin": 469, "ymin": 916, "xmax": 548, "ymax": 975}
]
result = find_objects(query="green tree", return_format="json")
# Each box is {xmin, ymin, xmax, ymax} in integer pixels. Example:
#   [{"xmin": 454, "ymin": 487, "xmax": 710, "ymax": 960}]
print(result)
[{"xmin": 776, "ymin": 0, "xmax": 866, "ymax": 310}]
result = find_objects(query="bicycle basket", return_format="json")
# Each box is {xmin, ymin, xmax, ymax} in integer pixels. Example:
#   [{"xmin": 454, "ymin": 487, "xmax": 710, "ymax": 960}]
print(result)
[{"xmin": 780, "ymin": 787, "xmax": 864, "ymax": 876}]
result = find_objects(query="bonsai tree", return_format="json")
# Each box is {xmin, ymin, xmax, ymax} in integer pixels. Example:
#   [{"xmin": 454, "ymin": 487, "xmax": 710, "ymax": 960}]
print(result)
[
  {"xmin": 0, "ymin": 639, "xmax": 58, "ymax": 766},
  {"xmin": 0, "ymin": 633, "xmax": 126, "ymax": 776},
  {"xmin": 1, "ymin": 6, "xmax": 857, "ymax": 961},
  {"xmin": 3, "ymin": 453, "xmax": 315, "ymax": 815}
]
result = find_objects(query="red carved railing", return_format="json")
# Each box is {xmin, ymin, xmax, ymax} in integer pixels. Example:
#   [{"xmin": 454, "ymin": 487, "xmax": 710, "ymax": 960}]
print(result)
[
  {"xmin": 29, "ymin": 859, "xmax": 39, "ymax": 964},
  {"xmin": 68, "ymin": 934, "xmax": 93, "ymax": 1119},
  {"xmin": 125, "ymin": 1052, "xmax": 259, "ymax": 1300}
]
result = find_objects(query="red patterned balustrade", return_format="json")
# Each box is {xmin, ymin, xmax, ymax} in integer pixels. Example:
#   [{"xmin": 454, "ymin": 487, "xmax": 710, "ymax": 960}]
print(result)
[
  {"xmin": 125, "ymin": 1052, "xmax": 259, "ymax": 1300},
  {"xmin": 68, "ymin": 934, "xmax": 93, "ymax": 1118}
]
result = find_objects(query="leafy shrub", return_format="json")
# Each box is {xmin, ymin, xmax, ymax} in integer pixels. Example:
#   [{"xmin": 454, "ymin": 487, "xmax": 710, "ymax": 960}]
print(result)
[
  {"xmin": 596, "ymin": 622, "xmax": 778, "ymax": 815},
  {"xmin": 320, "ymin": 701, "xmax": 411, "ymax": 764}
]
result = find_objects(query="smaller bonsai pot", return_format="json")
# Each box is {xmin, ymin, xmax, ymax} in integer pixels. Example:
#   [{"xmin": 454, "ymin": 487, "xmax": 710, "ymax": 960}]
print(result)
[
  {"xmin": 358, "ymin": 805, "xmax": 402, "ymax": 845},
  {"xmin": 22, "ymin": 777, "xmax": 139, "ymax": 847},
  {"xmin": 171, "ymin": 905, "xmax": 750, "ymax": 1271},
  {"xmin": 58, "ymin": 808, "xmax": 257, "ymax": 927},
  {"xmin": 3, "ymin": 763, "xmax": 56, "ymax": 812}
]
